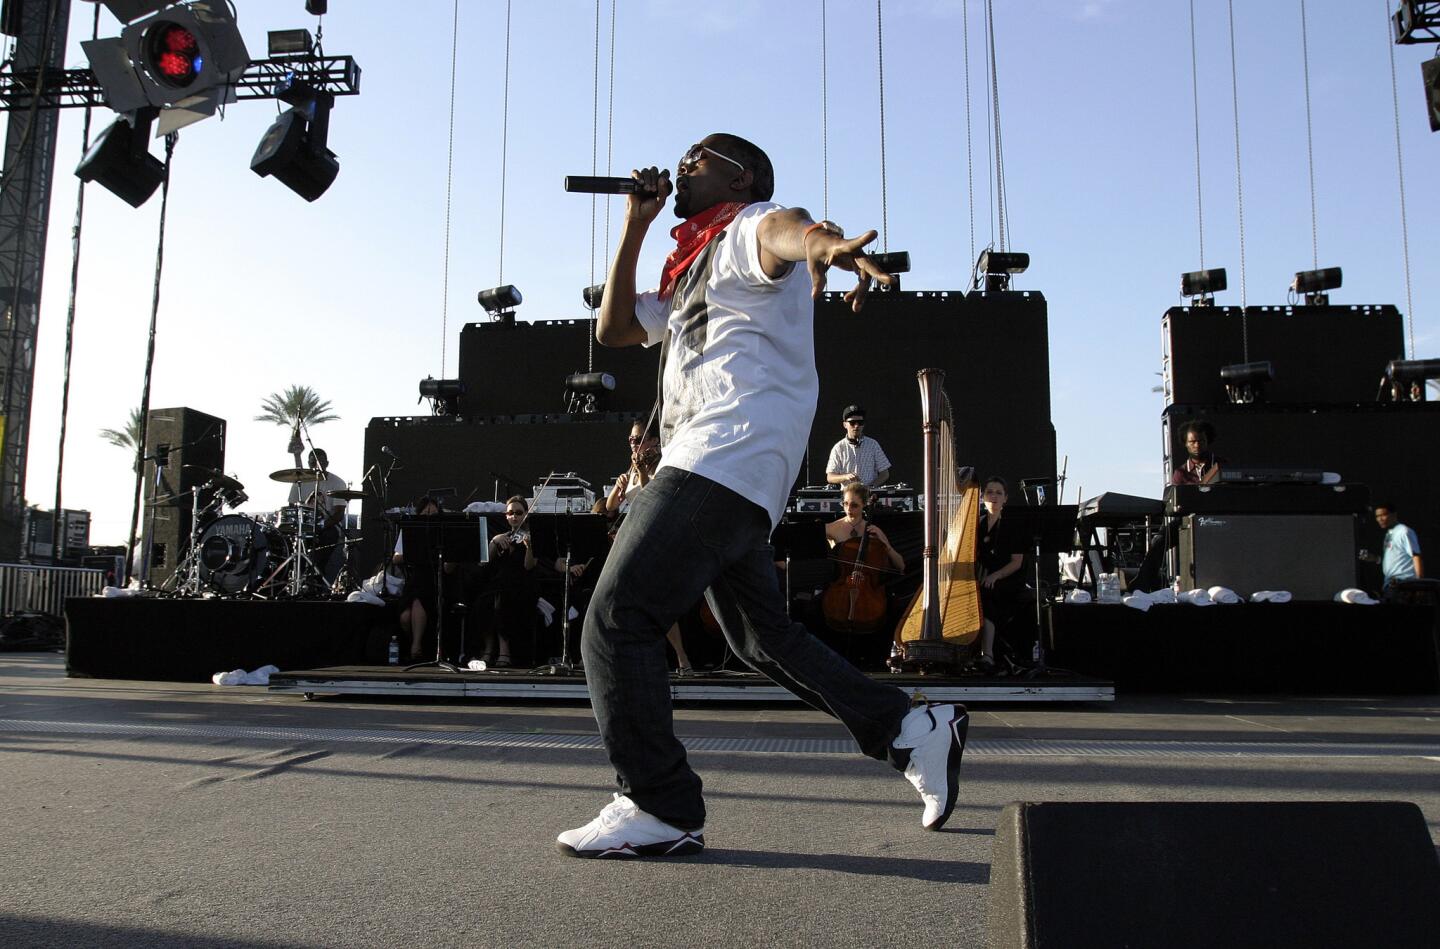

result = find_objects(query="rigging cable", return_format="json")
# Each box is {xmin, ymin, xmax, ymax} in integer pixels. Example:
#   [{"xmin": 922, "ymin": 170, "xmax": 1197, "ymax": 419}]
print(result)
[
  {"xmin": 986, "ymin": 0, "xmax": 1008, "ymax": 252},
  {"xmin": 125, "ymin": 135, "xmax": 177, "ymax": 584},
  {"xmin": 963, "ymin": 0, "xmax": 974, "ymax": 268},
  {"xmin": 1226, "ymin": 0, "xmax": 1248, "ymax": 360},
  {"xmin": 439, "ymin": 0, "xmax": 459, "ymax": 376},
  {"xmin": 498, "ymin": 0, "xmax": 513, "ymax": 287},
  {"xmin": 588, "ymin": 0, "xmax": 602, "ymax": 372},
  {"xmin": 1188, "ymin": 0, "xmax": 1205, "ymax": 268},
  {"xmin": 52, "ymin": 1, "xmax": 103, "ymax": 558},
  {"xmin": 821, "ymin": 0, "xmax": 828, "ymax": 223},
  {"xmin": 876, "ymin": 0, "xmax": 888, "ymax": 252},
  {"xmin": 1299, "ymin": 0, "xmax": 1317, "ymax": 270},
  {"xmin": 983, "ymin": 0, "xmax": 994, "ymax": 250},
  {"xmin": 1382, "ymin": 0, "xmax": 1416, "ymax": 358},
  {"xmin": 596, "ymin": 0, "xmax": 616, "ymax": 372}
]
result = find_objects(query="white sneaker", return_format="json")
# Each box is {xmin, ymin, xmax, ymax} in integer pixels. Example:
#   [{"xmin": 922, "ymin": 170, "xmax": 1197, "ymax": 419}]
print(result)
[
  {"xmin": 892, "ymin": 703, "xmax": 969, "ymax": 831},
  {"xmin": 555, "ymin": 793, "xmax": 705, "ymax": 859}
]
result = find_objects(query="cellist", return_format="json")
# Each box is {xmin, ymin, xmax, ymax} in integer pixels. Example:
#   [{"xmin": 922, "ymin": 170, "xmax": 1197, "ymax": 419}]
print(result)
[{"xmin": 825, "ymin": 481, "xmax": 904, "ymax": 572}]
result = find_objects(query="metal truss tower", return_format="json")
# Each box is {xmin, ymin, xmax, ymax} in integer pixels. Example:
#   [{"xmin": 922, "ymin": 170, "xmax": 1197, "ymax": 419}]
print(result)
[{"xmin": 0, "ymin": 0, "xmax": 70, "ymax": 560}]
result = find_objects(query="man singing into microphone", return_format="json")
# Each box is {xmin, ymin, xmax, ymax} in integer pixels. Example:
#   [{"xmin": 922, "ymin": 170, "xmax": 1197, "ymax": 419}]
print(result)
[{"xmin": 557, "ymin": 134, "xmax": 970, "ymax": 859}]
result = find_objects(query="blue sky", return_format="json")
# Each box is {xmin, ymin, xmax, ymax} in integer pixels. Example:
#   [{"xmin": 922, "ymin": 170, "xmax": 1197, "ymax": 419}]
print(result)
[{"xmin": 21, "ymin": 0, "xmax": 1439, "ymax": 544}]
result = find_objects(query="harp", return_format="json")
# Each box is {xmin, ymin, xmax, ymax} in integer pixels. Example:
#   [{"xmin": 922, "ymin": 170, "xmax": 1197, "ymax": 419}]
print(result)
[{"xmin": 894, "ymin": 368, "xmax": 982, "ymax": 667}]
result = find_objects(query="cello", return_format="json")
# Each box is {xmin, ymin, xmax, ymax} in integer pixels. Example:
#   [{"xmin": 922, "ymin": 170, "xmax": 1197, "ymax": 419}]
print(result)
[{"xmin": 821, "ymin": 508, "xmax": 893, "ymax": 634}]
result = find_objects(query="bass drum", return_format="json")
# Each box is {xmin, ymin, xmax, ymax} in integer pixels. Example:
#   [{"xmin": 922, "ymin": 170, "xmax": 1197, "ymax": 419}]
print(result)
[{"xmin": 199, "ymin": 514, "xmax": 286, "ymax": 594}]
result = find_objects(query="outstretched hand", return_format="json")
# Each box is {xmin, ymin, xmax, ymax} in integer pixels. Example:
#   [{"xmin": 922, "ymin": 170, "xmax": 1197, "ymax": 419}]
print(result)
[{"xmin": 806, "ymin": 228, "xmax": 895, "ymax": 312}]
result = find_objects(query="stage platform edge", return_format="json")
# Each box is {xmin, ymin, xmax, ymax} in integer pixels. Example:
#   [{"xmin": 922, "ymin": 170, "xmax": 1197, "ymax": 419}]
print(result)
[{"xmin": 267, "ymin": 666, "xmax": 1114, "ymax": 703}]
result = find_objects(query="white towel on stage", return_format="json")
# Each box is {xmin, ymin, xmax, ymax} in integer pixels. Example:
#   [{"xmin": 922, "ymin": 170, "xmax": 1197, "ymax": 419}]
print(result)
[
  {"xmin": 1177, "ymin": 588, "xmax": 1215, "ymax": 606},
  {"xmin": 347, "ymin": 589, "xmax": 384, "ymax": 606},
  {"xmin": 1207, "ymin": 586, "xmax": 1242, "ymax": 604},
  {"xmin": 211, "ymin": 665, "xmax": 279, "ymax": 686},
  {"xmin": 1335, "ymin": 588, "xmax": 1379, "ymax": 605},
  {"xmin": 1147, "ymin": 588, "xmax": 1178, "ymax": 605},
  {"xmin": 1122, "ymin": 592, "xmax": 1154, "ymax": 611},
  {"xmin": 1065, "ymin": 589, "xmax": 1092, "ymax": 604},
  {"xmin": 1249, "ymin": 590, "xmax": 1293, "ymax": 603}
]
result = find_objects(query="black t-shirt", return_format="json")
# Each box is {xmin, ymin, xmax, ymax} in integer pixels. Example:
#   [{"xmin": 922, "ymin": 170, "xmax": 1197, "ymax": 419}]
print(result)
[{"xmin": 978, "ymin": 511, "xmax": 1025, "ymax": 580}]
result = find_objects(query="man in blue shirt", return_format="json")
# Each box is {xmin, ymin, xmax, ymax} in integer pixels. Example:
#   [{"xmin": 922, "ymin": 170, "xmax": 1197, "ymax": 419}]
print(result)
[{"xmin": 1375, "ymin": 501, "xmax": 1424, "ymax": 589}]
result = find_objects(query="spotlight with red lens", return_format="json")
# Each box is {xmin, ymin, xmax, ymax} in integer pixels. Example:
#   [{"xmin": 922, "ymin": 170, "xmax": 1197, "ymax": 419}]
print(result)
[{"xmin": 146, "ymin": 22, "xmax": 204, "ymax": 88}]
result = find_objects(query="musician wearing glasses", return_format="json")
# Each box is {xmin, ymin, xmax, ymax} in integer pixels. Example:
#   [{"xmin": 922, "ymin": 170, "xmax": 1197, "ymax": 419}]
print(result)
[
  {"xmin": 558, "ymin": 132, "xmax": 971, "ymax": 861},
  {"xmin": 477, "ymin": 495, "xmax": 539, "ymax": 668},
  {"xmin": 825, "ymin": 404, "xmax": 891, "ymax": 488}
]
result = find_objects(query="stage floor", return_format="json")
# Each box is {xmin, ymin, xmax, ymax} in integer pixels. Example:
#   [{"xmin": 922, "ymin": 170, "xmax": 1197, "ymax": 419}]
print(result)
[{"xmin": 268, "ymin": 664, "xmax": 1115, "ymax": 703}]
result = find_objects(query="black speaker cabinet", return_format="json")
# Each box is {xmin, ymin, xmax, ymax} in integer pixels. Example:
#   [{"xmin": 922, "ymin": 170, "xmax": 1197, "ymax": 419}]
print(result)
[
  {"xmin": 141, "ymin": 407, "xmax": 225, "ymax": 585},
  {"xmin": 1178, "ymin": 513, "xmax": 1355, "ymax": 599},
  {"xmin": 1161, "ymin": 304, "xmax": 1404, "ymax": 406},
  {"xmin": 990, "ymin": 801, "xmax": 1440, "ymax": 949}
]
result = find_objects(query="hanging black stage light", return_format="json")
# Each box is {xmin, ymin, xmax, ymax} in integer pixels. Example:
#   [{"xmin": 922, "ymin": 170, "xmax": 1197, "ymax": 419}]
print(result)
[
  {"xmin": 1290, "ymin": 266, "xmax": 1342, "ymax": 305},
  {"xmin": 975, "ymin": 249, "xmax": 1029, "ymax": 291},
  {"xmin": 477, "ymin": 285, "xmax": 523, "ymax": 325},
  {"xmin": 75, "ymin": 108, "xmax": 165, "ymax": 207},
  {"xmin": 250, "ymin": 79, "xmax": 339, "ymax": 202},
  {"xmin": 1181, "ymin": 267, "xmax": 1227, "ymax": 306},
  {"xmin": 1423, "ymin": 56, "xmax": 1440, "ymax": 133},
  {"xmin": 582, "ymin": 283, "xmax": 605, "ymax": 310},
  {"xmin": 1220, "ymin": 361, "xmax": 1274, "ymax": 405}
]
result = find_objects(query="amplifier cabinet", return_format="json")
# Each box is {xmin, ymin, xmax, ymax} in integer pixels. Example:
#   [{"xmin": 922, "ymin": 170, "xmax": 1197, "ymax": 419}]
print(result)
[{"xmin": 1178, "ymin": 513, "xmax": 1356, "ymax": 599}]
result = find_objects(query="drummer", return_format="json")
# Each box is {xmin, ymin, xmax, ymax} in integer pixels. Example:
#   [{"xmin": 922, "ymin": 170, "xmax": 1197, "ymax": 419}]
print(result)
[{"xmin": 288, "ymin": 449, "xmax": 347, "ymax": 582}]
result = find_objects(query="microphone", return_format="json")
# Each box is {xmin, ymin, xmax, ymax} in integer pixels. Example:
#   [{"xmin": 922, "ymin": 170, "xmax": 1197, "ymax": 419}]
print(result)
[
  {"xmin": 563, "ymin": 176, "xmax": 655, "ymax": 195},
  {"xmin": 381, "ymin": 446, "xmax": 398, "ymax": 458}
]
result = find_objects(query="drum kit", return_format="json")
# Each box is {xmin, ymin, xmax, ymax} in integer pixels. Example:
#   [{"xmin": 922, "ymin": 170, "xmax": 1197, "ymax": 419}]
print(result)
[{"xmin": 154, "ymin": 462, "xmax": 372, "ymax": 599}]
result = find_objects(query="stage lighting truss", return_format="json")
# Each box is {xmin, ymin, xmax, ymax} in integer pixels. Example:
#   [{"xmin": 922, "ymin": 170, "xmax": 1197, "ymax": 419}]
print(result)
[
  {"xmin": 1181, "ymin": 268, "xmax": 1227, "ymax": 306},
  {"xmin": 563, "ymin": 371, "xmax": 616, "ymax": 414},
  {"xmin": 1393, "ymin": 1, "xmax": 1440, "ymax": 44},
  {"xmin": 1290, "ymin": 267, "xmax": 1342, "ymax": 306},
  {"xmin": 82, "ymin": 1, "xmax": 251, "ymax": 135},
  {"xmin": 1220, "ymin": 361, "xmax": 1274, "ymax": 405},
  {"xmin": 973, "ymin": 249, "xmax": 1029, "ymax": 292},
  {"xmin": 418, "ymin": 377, "xmax": 466, "ymax": 417}
]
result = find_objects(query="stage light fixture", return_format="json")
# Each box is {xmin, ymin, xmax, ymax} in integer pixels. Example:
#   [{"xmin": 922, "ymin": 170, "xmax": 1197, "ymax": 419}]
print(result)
[
  {"xmin": 478, "ymin": 285, "xmax": 523, "ymax": 323},
  {"xmin": 306, "ymin": 0, "xmax": 328, "ymax": 14},
  {"xmin": 75, "ymin": 108, "xmax": 165, "ymax": 207},
  {"xmin": 564, "ymin": 371, "xmax": 616, "ymax": 414},
  {"xmin": 267, "ymin": 29, "xmax": 313, "ymax": 58},
  {"xmin": 1385, "ymin": 358, "xmax": 1440, "ymax": 402},
  {"xmin": 1220, "ymin": 361, "xmax": 1274, "ymax": 404},
  {"xmin": 250, "ymin": 79, "xmax": 339, "ymax": 202},
  {"xmin": 1181, "ymin": 267, "xmax": 1227, "ymax": 305},
  {"xmin": 83, "ymin": 1, "xmax": 251, "ymax": 135},
  {"xmin": 974, "ymin": 249, "xmax": 1029, "ymax": 291},
  {"xmin": 1291, "ymin": 266, "xmax": 1342, "ymax": 305},
  {"xmin": 418, "ymin": 377, "xmax": 466, "ymax": 416},
  {"xmin": 870, "ymin": 251, "xmax": 910, "ymax": 292},
  {"xmin": 1423, "ymin": 56, "xmax": 1440, "ymax": 133},
  {"xmin": 582, "ymin": 283, "xmax": 605, "ymax": 310}
]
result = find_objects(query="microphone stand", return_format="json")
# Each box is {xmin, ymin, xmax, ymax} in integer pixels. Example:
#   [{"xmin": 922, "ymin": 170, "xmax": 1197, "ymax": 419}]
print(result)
[{"xmin": 537, "ymin": 530, "xmax": 578, "ymax": 676}]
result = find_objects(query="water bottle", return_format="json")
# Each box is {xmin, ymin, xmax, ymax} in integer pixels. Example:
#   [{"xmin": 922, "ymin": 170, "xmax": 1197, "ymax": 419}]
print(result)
[{"xmin": 388, "ymin": 635, "xmax": 400, "ymax": 665}]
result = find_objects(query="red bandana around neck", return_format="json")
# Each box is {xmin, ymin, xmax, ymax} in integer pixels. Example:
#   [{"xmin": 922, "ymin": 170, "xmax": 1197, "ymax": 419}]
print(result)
[{"xmin": 657, "ymin": 201, "xmax": 750, "ymax": 300}]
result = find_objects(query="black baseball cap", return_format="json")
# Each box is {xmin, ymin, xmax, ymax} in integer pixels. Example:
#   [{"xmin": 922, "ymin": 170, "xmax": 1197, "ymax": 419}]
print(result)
[{"xmin": 842, "ymin": 404, "xmax": 866, "ymax": 421}]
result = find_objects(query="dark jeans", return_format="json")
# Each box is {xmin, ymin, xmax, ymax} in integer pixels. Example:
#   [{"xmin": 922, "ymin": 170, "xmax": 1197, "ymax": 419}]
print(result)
[{"xmin": 581, "ymin": 468, "xmax": 912, "ymax": 830}]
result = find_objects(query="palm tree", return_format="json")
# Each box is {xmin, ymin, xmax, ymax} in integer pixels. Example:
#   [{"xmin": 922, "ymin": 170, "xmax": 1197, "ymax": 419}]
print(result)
[
  {"xmin": 99, "ymin": 407, "xmax": 145, "ymax": 472},
  {"xmin": 256, "ymin": 385, "xmax": 340, "ymax": 466}
]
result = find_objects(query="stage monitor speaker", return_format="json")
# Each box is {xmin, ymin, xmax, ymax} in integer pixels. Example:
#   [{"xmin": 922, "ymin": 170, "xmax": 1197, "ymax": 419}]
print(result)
[
  {"xmin": 1178, "ymin": 513, "xmax": 1354, "ymax": 598},
  {"xmin": 141, "ymin": 407, "xmax": 225, "ymax": 585},
  {"xmin": 1162, "ymin": 305, "xmax": 1404, "ymax": 406},
  {"xmin": 990, "ymin": 801, "xmax": 1440, "ymax": 949}
]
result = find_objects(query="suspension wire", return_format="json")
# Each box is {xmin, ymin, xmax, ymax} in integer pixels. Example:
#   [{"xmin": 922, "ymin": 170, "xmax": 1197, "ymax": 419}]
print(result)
[
  {"xmin": 963, "ymin": 0, "xmax": 974, "ymax": 268},
  {"xmin": 125, "ymin": 134, "xmax": 177, "ymax": 585},
  {"xmin": 596, "ymin": 0, "xmax": 615, "ymax": 372},
  {"xmin": 497, "ymin": 0, "xmax": 512, "ymax": 286},
  {"xmin": 1226, "ymin": 0, "xmax": 1248, "ymax": 349},
  {"xmin": 439, "ymin": 0, "xmax": 460, "ymax": 376},
  {"xmin": 588, "ymin": 0, "xmax": 601, "ymax": 371},
  {"xmin": 1189, "ymin": 0, "xmax": 1205, "ymax": 269},
  {"xmin": 986, "ymin": 0, "xmax": 1008, "ymax": 251},
  {"xmin": 1383, "ymin": 0, "xmax": 1416, "ymax": 358},
  {"xmin": 876, "ymin": 0, "xmax": 889, "ymax": 252},
  {"xmin": 51, "ymin": 2, "xmax": 102, "ymax": 559},
  {"xmin": 821, "ymin": 0, "xmax": 829, "ymax": 223},
  {"xmin": 983, "ymin": 0, "xmax": 994, "ymax": 250},
  {"xmin": 1299, "ymin": 0, "xmax": 1318, "ymax": 270}
]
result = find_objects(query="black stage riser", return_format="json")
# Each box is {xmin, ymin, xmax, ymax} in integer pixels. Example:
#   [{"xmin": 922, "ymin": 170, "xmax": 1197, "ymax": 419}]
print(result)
[
  {"xmin": 990, "ymin": 801, "xmax": 1440, "ymax": 949},
  {"xmin": 1162, "ymin": 304, "xmax": 1404, "ymax": 406},
  {"xmin": 1048, "ymin": 601, "xmax": 1440, "ymax": 693},
  {"xmin": 1163, "ymin": 402, "xmax": 1440, "ymax": 582},
  {"xmin": 368, "ymin": 291, "xmax": 1056, "ymax": 570},
  {"xmin": 141, "ymin": 407, "xmax": 225, "ymax": 584}
]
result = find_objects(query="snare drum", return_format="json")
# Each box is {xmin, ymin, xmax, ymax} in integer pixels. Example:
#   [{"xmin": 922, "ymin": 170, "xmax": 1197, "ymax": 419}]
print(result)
[
  {"xmin": 276, "ymin": 504, "xmax": 320, "ymax": 537},
  {"xmin": 199, "ymin": 514, "xmax": 286, "ymax": 594}
]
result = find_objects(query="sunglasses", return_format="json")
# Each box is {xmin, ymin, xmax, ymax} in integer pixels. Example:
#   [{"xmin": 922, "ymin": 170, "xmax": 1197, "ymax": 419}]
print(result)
[
  {"xmin": 845, "ymin": 419, "xmax": 865, "ymax": 426},
  {"xmin": 678, "ymin": 143, "xmax": 745, "ymax": 175}
]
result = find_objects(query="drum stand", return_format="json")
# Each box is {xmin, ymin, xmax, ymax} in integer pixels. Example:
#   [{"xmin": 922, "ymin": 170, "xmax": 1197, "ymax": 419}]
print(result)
[{"xmin": 168, "ymin": 486, "xmax": 220, "ymax": 595}]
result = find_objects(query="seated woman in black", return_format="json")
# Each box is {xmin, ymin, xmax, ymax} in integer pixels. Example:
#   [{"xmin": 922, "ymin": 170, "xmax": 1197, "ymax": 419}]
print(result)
[
  {"xmin": 392, "ymin": 495, "xmax": 442, "ymax": 661},
  {"xmin": 480, "ymin": 494, "xmax": 540, "ymax": 667},
  {"xmin": 977, "ymin": 475, "xmax": 1025, "ymax": 671}
]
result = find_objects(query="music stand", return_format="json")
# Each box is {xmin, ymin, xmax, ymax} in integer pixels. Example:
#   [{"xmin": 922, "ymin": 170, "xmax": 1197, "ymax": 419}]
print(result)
[
  {"xmin": 401, "ymin": 514, "xmax": 488, "ymax": 673},
  {"xmin": 999, "ymin": 504, "xmax": 1077, "ymax": 677},
  {"xmin": 772, "ymin": 519, "xmax": 832, "ymax": 617},
  {"xmin": 529, "ymin": 512, "xmax": 610, "ymax": 676}
]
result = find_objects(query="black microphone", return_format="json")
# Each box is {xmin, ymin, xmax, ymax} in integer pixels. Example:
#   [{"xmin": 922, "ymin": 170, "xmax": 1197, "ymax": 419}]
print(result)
[
  {"xmin": 563, "ymin": 176, "xmax": 655, "ymax": 195},
  {"xmin": 381, "ymin": 446, "xmax": 398, "ymax": 458}
]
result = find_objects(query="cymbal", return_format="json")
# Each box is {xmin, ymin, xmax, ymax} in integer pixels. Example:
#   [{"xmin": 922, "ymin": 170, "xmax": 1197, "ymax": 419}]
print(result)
[
  {"xmin": 182, "ymin": 464, "xmax": 244, "ymax": 492},
  {"xmin": 325, "ymin": 489, "xmax": 371, "ymax": 500},
  {"xmin": 269, "ymin": 467, "xmax": 324, "ymax": 484}
]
